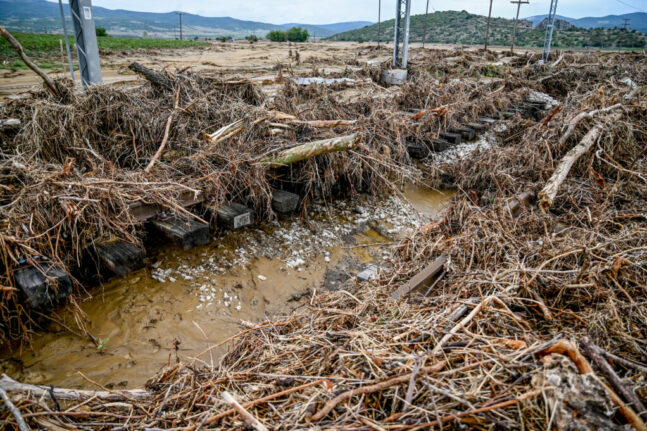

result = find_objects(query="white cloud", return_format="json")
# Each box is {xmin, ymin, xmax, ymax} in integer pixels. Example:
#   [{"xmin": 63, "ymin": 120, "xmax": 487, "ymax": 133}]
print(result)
[{"xmin": 67, "ymin": 0, "xmax": 638, "ymax": 24}]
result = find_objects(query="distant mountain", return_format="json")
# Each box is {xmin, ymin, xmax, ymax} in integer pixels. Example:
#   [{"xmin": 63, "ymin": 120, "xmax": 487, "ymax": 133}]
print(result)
[
  {"xmin": 525, "ymin": 12, "xmax": 647, "ymax": 34},
  {"xmin": 0, "ymin": 0, "xmax": 371, "ymax": 39},
  {"xmin": 328, "ymin": 10, "xmax": 647, "ymax": 49}
]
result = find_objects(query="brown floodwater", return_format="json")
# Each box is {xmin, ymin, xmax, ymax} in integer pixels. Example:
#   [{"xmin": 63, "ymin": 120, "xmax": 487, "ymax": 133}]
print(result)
[{"xmin": 0, "ymin": 187, "xmax": 453, "ymax": 389}]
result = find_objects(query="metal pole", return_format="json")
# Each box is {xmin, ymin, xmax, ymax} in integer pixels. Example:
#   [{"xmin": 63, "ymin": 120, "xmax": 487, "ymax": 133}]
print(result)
[
  {"xmin": 541, "ymin": 0, "xmax": 558, "ymax": 62},
  {"xmin": 401, "ymin": 0, "xmax": 411, "ymax": 68},
  {"xmin": 178, "ymin": 12, "xmax": 184, "ymax": 41},
  {"xmin": 510, "ymin": 0, "xmax": 529, "ymax": 53},
  {"xmin": 377, "ymin": 0, "xmax": 381, "ymax": 48},
  {"xmin": 69, "ymin": 0, "xmax": 102, "ymax": 88},
  {"xmin": 58, "ymin": 0, "xmax": 75, "ymax": 81},
  {"xmin": 484, "ymin": 0, "xmax": 493, "ymax": 51},
  {"xmin": 422, "ymin": 0, "xmax": 429, "ymax": 49},
  {"xmin": 393, "ymin": 1, "xmax": 402, "ymax": 66}
]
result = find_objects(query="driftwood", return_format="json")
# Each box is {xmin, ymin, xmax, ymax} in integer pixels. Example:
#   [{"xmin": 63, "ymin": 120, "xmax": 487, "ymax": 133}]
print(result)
[
  {"xmin": 222, "ymin": 391, "xmax": 269, "ymax": 431},
  {"xmin": 392, "ymin": 254, "xmax": 448, "ymax": 301},
  {"xmin": 539, "ymin": 341, "xmax": 647, "ymax": 431},
  {"xmin": 0, "ymin": 26, "xmax": 64, "ymax": 99},
  {"xmin": 581, "ymin": 337, "xmax": 647, "ymax": 417},
  {"xmin": 258, "ymin": 134, "xmax": 361, "ymax": 167},
  {"xmin": 0, "ymin": 374, "xmax": 151, "ymax": 402},
  {"xmin": 0, "ymin": 386, "xmax": 29, "ymax": 431},
  {"xmin": 145, "ymin": 86, "xmax": 181, "ymax": 173},
  {"xmin": 539, "ymin": 112, "xmax": 621, "ymax": 210},
  {"xmin": 129, "ymin": 62, "xmax": 174, "ymax": 90}
]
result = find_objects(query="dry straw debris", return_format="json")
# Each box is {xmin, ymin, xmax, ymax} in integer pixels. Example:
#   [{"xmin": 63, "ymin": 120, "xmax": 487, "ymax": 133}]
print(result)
[{"xmin": 0, "ymin": 47, "xmax": 646, "ymax": 430}]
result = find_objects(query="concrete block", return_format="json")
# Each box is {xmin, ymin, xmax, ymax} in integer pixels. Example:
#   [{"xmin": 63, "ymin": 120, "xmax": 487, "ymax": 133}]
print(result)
[
  {"xmin": 451, "ymin": 127, "xmax": 476, "ymax": 141},
  {"xmin": 428, "ymin": 139, "xmax": 451, "ymax": 152},
  {"xmin": 217, "ymin": 203, "xmax": 254, "ymax": 230},
  {"xmin": 151, "ymin": 217, "xmax": 210, "ymax": 250},
  {"xmin": 466, "ymin": 122, "xmax": 487, "ymax": 132},
  {"xmin": 381, "ymin": 69, "xmax": 408, "ymax": 86},
  {"xmin": 14, "ymin": 264, "xmax": 72, "ymax": 309},
  {"xmin": 407, "ymin": 143, "xmax": 430, "ymax": 159},
  {"xmin": 272, "ymin": 190, "xmax": 300, "ymax": 214},
  {"xmin": 95, "ymin": 240, "xmax": 145, "ymax": 277},
  {"xmin": 439, "ymin": 132, "xmax": 462, "ymax": 145}
]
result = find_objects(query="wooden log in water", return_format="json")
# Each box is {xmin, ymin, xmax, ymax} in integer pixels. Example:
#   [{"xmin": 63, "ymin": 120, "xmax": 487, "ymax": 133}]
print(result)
[
  {"xmin": 215, "ymin": 203, "xmax": 254, "ymax": 230},
  {"xmin": 95, "ymin": 240, "xmax": 145, "ymax": 277},
  {"xmin": 14, "ymin": 264, "xmax": 72, "ymax": 309},
  {"xmin": 271, "ymin": 190, "xmax": 300, "ymax": 214},
  {"xmin": 151, "ymin": 217, "xmax": 210, "ymax": 250}
]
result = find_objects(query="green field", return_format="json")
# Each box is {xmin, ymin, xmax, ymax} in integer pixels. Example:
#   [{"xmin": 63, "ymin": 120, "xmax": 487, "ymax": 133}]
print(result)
[{"xmin": 0, "ymin": 32, "xmax": 208, "ymax": 61}]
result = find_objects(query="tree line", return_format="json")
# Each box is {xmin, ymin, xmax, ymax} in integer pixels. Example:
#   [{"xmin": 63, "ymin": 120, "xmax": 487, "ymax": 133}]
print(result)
[{"xmin": 267, "ymin": 27, "xmax": 309, "ymax": 42}]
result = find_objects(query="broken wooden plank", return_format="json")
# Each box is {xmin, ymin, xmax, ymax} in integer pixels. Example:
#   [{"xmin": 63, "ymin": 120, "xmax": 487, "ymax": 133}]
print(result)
[
  {"xmin": 95, "ymin": 240, "xmax": 145, "ymax": 277},
  {"xmin": 215, "ymin": 203, "xmax": 254, "ymax": 230},
  {"xmin": 14, "ymin": 264, "xmax": 72, "ymax": 309},
  {"xmin": 151, "ymin": 217, "xmax": 210, "ymax": 250},
  {"xmin": 272, "ymin": 190, "xmax": 300, "ymax": 214},
  {"xmin": 392, "ymin": 254, "xmax": 448, "ymax": 301},
  {"xmin": 439, "ymin": 132, "xmax": 462, "ymax": 145},
  {"xmin": 128, "ymin": 191, "xmax": 204, "ymax": 222}
]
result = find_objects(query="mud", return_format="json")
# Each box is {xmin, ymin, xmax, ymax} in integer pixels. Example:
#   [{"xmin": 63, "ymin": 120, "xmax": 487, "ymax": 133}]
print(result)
[{"xmin": 0, "ymin": 186, "xmax": 451, "ymax": 389}]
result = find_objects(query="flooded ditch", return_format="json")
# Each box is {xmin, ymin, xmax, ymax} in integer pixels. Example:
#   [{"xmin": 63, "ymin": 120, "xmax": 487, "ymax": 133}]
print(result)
[{"xmin": 0, "ymin": 186, "xmax": 453, "ymax": 389}]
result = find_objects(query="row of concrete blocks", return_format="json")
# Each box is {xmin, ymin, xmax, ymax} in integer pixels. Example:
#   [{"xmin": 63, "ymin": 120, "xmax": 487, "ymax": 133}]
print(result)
[
  {"xmin": 407, "ymin": 118, "xmax": 493, "ymax": 160},
  {"xmin": 13, "ymin": 190, "xmax": 301, "ymax": 310}
]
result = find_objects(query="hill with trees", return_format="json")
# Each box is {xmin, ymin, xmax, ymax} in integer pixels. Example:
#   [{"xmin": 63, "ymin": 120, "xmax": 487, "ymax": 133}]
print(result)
[{"xmin": 328, "ymin": 10, "xmax": 647, "ymax": 49}]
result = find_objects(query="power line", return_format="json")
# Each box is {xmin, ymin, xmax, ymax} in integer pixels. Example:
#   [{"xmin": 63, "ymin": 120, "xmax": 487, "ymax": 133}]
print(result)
[
  {"xmin": 614, "ymin": 0, "xmax": 646, "ymax": 13},
  {"xmin": 510, "ymin": 0, "xmax": 530, "ymax": 53},
  {"xmin": 622, "ymin": 18, "xmax": 630, "ymax": 30},
  {"xmin": 176, "ymin": 12, "xmax": 185, "ymax": 40}
]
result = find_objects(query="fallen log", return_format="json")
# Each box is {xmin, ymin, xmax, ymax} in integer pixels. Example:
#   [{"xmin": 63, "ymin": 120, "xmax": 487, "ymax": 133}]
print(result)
[
  {"xmin": 258, "ymin": 134, "xmax": 360, "ymax": 167},
  {"xmin": 539, "ymin": 113, "xmax": 621, "ymax": 210},
  {"xmin": 0, "ymin": 374, "xmax": 151, "ymax": 402},
  {"xmin": 289, "ymin": 119, "xmax": 357, "ymax": 128},
  {"xmin": 129, "ymin": 62, "xmax": 174, "ymax": 90}
]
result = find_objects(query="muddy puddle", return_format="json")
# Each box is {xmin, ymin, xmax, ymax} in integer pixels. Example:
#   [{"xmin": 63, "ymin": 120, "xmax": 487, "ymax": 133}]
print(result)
[{"xmin": 0, "ymin": 186, "xmax": 453, "ymax": 389}]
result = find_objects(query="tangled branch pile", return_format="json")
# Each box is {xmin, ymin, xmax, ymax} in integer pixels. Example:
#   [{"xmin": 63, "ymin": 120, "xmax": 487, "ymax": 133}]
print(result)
[{"xmin": 0, "ymin": 49, "xmax": 645, "ymax": 430}]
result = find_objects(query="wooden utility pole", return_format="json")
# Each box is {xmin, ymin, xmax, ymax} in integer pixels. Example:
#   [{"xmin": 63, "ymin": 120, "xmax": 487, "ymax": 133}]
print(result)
[
  {"xmin": 422, "ymin": 0, "xmax": 430, "ymax": 48},
  {"xmin": 510, "ymin": 0, "xmax": 529, "ymax": 53},
  {"xmin": 377, "ymin": 0, "xmax": 381, "ymax": 48},
  {"xmin": 484, "ymin": 0, "xmax": 494, "ymax": 50}
]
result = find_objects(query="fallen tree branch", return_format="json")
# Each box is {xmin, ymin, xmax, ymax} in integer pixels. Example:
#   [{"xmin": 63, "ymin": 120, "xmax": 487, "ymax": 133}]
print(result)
[
  {"xmin": 311, "ymin": 360, "xmax": 446, "ymax": 421},
  {"xmin": 258, "ymin": 134, "xmax": 361, "ymax": 167},
  {"xmin": 128, "ymin": 62, "xmax": 173, "ymax": 90},
  {"xmin": 581, "ymin": 337, "xmax": 647, "ymax": 417},
  {"xmin": 289, "ymin": 119, "xmax": 357, "ymax": 128},
  {"xmin": 0, "ymin": 386, "xmax": 30, "ymax": 431},
  {"xmin": 539, "ymin": 112, "xmax": 622, "ymax": 210},
  {"xmin": 538, "ymin": 340, "xmax": 647, "ymax": 431},
  {"xmin": 0, "ymin": 26, "xmax": 63, "ymax": 99},
  {"xmin": 0, "ymin": 374, "xmax": 151, "ymax": 402},
  {"xmin": 145, "ymin": 86, "xmax": 181, "ymax": 173},
  {"xmin": 222, "ymin": 391, "xmax": 268, "ymax": 431}
]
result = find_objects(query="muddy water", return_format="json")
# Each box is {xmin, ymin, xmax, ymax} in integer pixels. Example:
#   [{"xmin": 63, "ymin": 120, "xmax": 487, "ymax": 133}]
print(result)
[{"xmin": 0, "ymin": 187, "xmax": 452, "ymax": 389}]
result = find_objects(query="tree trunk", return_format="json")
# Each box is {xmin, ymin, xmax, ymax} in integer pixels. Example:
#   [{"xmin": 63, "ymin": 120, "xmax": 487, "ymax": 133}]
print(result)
[{"xmin": 258, "ymin": 134, "xmax": 360, "ymax": 167}]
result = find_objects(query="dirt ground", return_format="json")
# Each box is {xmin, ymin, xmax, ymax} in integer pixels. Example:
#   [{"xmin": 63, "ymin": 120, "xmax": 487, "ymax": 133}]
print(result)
[{"xmin": 0, "ymin": 40, "xmax": 538, "ymax": 99}]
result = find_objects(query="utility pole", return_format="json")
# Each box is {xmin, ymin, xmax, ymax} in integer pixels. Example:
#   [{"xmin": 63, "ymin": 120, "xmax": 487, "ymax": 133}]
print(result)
[
  {"xmin": 622, "ymin": 18, "xmax": 630, "ymax": 30},
  {"xmin": 177, "ymin": 12, "xmax": 185, "ymax": 40},
  {"xmin": 422, "ymin": 0, "xmax": 430, "ymax": 48},
  {"xmin": 541, "ymin": 0, "xmax": 558, "ymax": 62},
  {"xmin": 510, "ymin": 0, "xmax": 529, "ymax": 53},
  {"xmin": 57, "ymin": 0, "xmax": 75, "ymax": 81},
  {"xmin": 484, "ymin": 0, "xmax": 494, "ymax": 50},
  {"xmin": 377, "ymin": 0, "xmax": 381, "ymax": 48},
  {"xmin": 393, "ymin": 0, "xmax": 412, "ymax": 68},
  {"xmin": 69, "ymin": 0, "xmax": 102, "ymax": 87}
]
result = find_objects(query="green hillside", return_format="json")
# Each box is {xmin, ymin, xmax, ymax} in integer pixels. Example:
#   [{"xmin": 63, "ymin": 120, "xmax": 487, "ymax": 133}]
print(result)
[{"xmin": 328, "ymin": 10, "xmax": 647, "ymax": 49}]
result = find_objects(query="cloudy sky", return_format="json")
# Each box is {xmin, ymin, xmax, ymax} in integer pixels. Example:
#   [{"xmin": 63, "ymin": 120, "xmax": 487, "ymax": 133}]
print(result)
[{"xmin": 73, "ymin": 0, "xmax": 644, "ymax": 24}]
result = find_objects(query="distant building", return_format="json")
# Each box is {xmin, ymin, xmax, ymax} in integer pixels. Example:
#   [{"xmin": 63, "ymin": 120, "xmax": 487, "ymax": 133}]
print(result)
[{"xmin": 537, "ymin": 18, "xmax": 575, "ymax": 30}]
